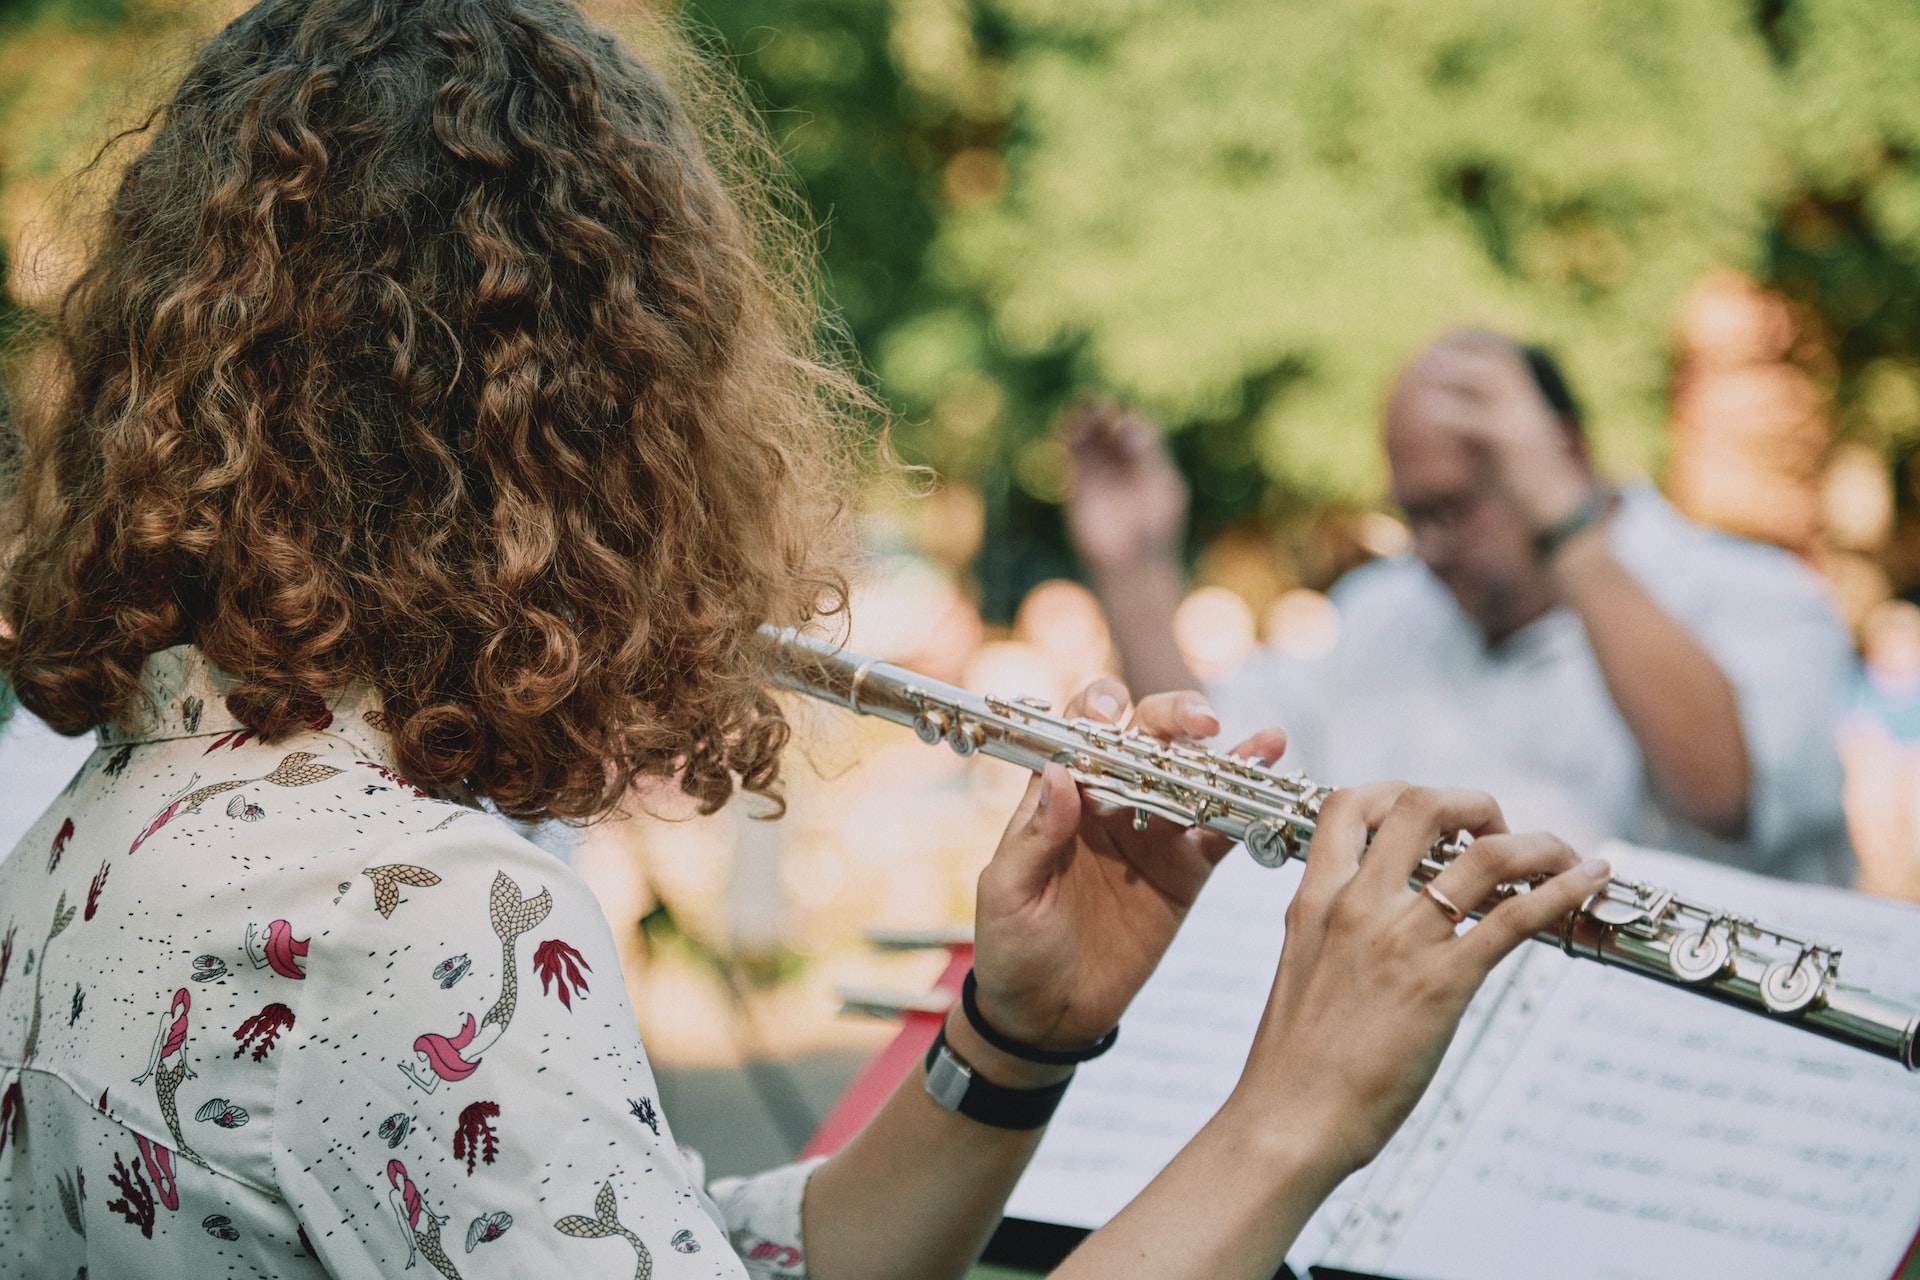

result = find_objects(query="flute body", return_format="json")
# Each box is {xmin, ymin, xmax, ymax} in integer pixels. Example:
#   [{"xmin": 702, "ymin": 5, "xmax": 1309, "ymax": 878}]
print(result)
[{"xmin": 762, "ymin": 625, "xmax": 1920, "ymax": 1071}]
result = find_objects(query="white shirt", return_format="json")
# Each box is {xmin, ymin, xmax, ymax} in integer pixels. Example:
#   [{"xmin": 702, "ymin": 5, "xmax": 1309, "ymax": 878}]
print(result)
[
  {"xmin": 0, "ymin": 648, "xmax": 814, "ymax": 1278},
  {"xmin": 1213, "ymin": 486, "xmax": 1855, "ymax": 884}
]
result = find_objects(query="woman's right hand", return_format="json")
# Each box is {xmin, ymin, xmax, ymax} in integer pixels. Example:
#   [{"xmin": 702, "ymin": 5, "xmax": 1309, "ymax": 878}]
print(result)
[
  {"xmin": 1226, "ymin": 782, "xmax": 1611, "ymax": 1181},
  {"xmin": 1050, "ymin": 783, "xmax": 1609, "ymax": 1280}
]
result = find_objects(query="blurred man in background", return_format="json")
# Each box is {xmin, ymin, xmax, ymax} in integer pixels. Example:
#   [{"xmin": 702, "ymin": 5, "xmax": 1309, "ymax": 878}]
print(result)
[{"xmin": 1066, "ymin": 330, "xmax": 1854, "ymax": 883}]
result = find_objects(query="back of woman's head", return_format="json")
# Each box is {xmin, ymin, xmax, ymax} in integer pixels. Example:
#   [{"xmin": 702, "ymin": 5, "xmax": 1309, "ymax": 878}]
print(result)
[{"xmin": 0, "ymin": 0, "xmax": 860, "ymax": 819}]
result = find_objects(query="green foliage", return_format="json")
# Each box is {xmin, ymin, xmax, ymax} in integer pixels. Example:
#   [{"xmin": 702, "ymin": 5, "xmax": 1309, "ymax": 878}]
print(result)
[
  {"xmin": 941, "ymin": 0, "xmax": 1787, "ymax": 502},
  {"xmin": 8, "ymin": 0, "xmax": 1920, "ymax": 613},
  {"xmin": 1764, "ymin": 0, "xmax": 1920, "ymax": 468},
  {"xmin": 0, "ymin": 0, "xmax": 126, "ymax": 29},
  {"xmin": 686, "ymin": 0, "xmax": 940, "ymax": 354}
]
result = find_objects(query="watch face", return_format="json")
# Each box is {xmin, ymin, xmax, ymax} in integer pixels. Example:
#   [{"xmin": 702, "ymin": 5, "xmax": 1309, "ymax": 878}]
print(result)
[{"xmin": 924, "ymin": 1043, "xmax": 973, "ymax": 1112}]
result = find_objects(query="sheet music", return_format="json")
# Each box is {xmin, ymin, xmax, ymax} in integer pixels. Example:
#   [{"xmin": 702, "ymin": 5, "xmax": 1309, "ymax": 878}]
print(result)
[
  {"xmin": 1318, "ymin": 843, "xmax": 1920, "ymax": 1280},
  {"xmin": 1003, "ymin": 851, "xmax": 1548, "ymax": 1236},
  {"xmin": 1003, "ymin": 851, "xmax": 1298, "ymax": 1229}
]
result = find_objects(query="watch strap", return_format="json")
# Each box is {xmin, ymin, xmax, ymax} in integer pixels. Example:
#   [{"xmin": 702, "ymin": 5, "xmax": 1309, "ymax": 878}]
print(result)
[
  {"xmin": 1533, "ymin": 485, "xmax": 1614, "ymax": 561},
  {"xmin": 923, "ymin": 1026, "xmax": 1072, "ymax": 1130}
]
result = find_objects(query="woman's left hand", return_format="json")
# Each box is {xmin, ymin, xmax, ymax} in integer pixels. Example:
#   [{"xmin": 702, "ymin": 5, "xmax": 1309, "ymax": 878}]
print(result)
[{"xmin": 968, "ymin": 680, "xmax": 1288, "ymax": 1054}]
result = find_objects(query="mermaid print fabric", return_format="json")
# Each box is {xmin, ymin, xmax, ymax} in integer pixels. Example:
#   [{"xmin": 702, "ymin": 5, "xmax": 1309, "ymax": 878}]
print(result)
[{"xmin": 0, "ymin": 646, "xmax": 815, "ymax": 1279}]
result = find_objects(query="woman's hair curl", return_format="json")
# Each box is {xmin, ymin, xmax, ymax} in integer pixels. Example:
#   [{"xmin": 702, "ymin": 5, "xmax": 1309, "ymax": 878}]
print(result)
[{"xmin": 0, "ymin": 0, "xmax": 864, "ymax": 820}]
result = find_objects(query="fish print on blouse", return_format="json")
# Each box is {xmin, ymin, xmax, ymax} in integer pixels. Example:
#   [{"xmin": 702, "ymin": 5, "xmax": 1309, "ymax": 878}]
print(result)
[
  {"xmin": 400, "ymin": 873, "xmax": 551, "ymax": 1094},
  {"xmin": 386, "ymin": 1159, "xmax": 463, "ymax": 1279},
  {"xmin": 555, "ymin": 1181, "xmax": 654, "ymax": 1280},
  {"xmin": 130, "ymin": 987, "xmax": 205, "ymax": 1169},
  {"xmin": 363, "ymin": 863, "xmax": 442, "ymax": 919}
]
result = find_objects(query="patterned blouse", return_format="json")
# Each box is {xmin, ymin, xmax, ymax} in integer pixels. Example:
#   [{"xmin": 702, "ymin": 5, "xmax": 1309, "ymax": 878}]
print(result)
[{"xmin": 0, "ymin": 647, "xmax": 816, "ymax": 1279}]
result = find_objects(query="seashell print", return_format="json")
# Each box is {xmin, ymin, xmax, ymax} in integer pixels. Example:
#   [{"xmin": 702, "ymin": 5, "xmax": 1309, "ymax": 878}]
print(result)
[
  {"xmin": 378, "ymin": 1112, "xmax": 412, "ymax": 1148},
  {"xmin": 225, "ymin": 794, "xmax": 265, "ymax": 822},
  {"xmin": 431, "ymin": 954, "xmax": 471, "ymax": 989},
  {"xmin": 670, "ymin": 1228, "xmax": 700, "ymax": 1254},
  {"xmin": 190, "ymin": 954, "xmax": 228, "ymax": 983},
  {"xmin": 194, "ymin": 1098, "xmax": 249, "ymax": 1127},
  {"xmin": 465, "ymin": 1211, "xmax": 512, "ymax": 1252},
  {"xmin": 202, "ymin": 1212, "xmax": 239, "ymax": 1241}
]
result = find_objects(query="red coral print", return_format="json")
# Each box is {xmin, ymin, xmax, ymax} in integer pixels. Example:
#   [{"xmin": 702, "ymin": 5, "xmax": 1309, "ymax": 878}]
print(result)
[
  {"xmin": 0, "ymin": 1080, "xmax": 21, "ymax": 1159},
  {"xmin": 0, "ymin": 924, "xmax": 14, "ymax": 996},
  {"xmin": 204, "ymin": 728, "xmax": 256, "ymax": 753},
  {"xmin": 232, "ymin": 1002, "xmax": 296, "ymax": 1061},
  {"xmin": 264, "ymin": 919, "xmax": 309, "ymax": 979},
  {"xmin": 84, "ymin": 862, "xmax": 110, "ymax": 920},
  {"xmin": 106, "ymin": 1149, "xmax": 157, "ymax": 1238},
  {"xmin": 48, "ymin": 818, "xmax": 74, "ymax": 872},
  {"xmin": 533, "ymin": 939, "xmax": 592, "ymax": 1011},
  {"xmin": 356, "ymin": 760, "xmax": 428, "ymax": 798},
  {"xmin": 304, "ymin": 706, "xmax": 334, "ymax": 732},
  {"xmin": 136, "ymin": 1134, "xmax": 180, "ymax": 1211},
  {"xmin": 453, "ymin": 1101, "xmax": 501, "ymax": 1174}
]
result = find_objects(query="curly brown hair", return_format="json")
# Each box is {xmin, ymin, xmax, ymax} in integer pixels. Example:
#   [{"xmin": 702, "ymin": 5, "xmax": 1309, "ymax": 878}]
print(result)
[{"xmin": 0, "ymin": 0, "xmax": 864, "ymax": 820}]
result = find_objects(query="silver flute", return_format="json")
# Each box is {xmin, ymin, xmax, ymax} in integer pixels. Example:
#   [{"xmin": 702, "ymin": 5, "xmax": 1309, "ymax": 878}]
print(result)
[{"xmin": 761, "ymin": 625, "xmax": 1920, "ymax": 1071}]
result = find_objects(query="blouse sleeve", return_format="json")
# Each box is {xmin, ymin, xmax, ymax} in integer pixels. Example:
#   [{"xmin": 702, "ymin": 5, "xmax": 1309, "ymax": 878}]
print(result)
[{"xmin": 267, "ymin": 815, "xmax": 820, "ymax": 1278}]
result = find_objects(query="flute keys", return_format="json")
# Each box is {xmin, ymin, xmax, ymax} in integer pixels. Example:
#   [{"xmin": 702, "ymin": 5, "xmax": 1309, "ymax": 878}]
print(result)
[
  {"xmin": 946, "ymin": 720, "xmax": 986, "ymax": 756},
  {"xmin": 913, "ymin": 707, "xmax": 950, "ymax": 745},
  {"xmin": 1667, "ymin": 927, "xmax": 1733, "ymax": 983},
  {"xmin": 1245, "ymin": 820, "xmax": 1294, "ymax": 868},
  {"xmin": 1761, "ymin": 954, "xmax": 1827, "ymax": 1015}
]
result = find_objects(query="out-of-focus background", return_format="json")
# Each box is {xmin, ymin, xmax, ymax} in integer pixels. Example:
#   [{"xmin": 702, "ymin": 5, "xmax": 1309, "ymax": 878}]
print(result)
[{"xmin": 9, "ymin": 0, "xmax": 1920, "ymax": 1173}]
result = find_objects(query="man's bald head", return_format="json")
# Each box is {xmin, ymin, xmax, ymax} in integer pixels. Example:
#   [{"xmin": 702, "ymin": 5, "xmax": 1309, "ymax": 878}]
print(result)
[
  {"xmin": 1386, "ymin": 331, "xmax": 1583, "ymax": 446},
  {"xmin": 1382, "ymin": 331, "xmax": 1593, "ymax": 642}
]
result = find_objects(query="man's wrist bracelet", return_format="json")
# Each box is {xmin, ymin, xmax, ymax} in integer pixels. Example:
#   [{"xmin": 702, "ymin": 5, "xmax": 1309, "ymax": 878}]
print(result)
[
  {"xmin": 923, "ymin": 1025, "xmax": 1072, "ymax": 1130},
  {"xmin": 1533, "ymin": 485, "xmax": 1614, "ymax": 561},
  {"xmin": 961, "ymin": 970, "xmax": 1119, "ymax": 1066}
]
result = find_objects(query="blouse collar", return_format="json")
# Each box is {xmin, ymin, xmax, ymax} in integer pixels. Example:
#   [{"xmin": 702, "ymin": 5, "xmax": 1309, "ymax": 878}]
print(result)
[{"xmin": 99, "ymin": 645, "xmax": 401, "ymax": 771}]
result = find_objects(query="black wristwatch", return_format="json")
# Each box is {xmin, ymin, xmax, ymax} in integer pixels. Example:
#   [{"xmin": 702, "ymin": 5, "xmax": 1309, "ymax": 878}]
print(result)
[{"xmin": 922, "ymin": 1025, "xmax": 1073, "ymax": 1131}]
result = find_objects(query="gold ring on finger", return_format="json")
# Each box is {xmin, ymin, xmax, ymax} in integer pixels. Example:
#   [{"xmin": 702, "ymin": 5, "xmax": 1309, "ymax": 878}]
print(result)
[{"xmin": 1421, "ymin": 881, "xmax": 1467, "ymax": 926}]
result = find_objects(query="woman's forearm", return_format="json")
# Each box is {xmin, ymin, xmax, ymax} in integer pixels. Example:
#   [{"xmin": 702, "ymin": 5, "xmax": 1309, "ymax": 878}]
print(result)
[
  {"xmin": 800, "ymin": 1012, "xmax": 1070, "ymax": 1280},
  {"xmin": 803, "ymin": 1043, "xmax": 1342, "ymax": 1280},
  {"xmin": 1051, "ymin": 1095, "xmax": 1346, "ymax": 1280}
]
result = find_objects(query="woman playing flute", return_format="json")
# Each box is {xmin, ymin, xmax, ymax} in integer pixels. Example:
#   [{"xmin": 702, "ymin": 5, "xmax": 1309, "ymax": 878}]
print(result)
[{"xmin": 0, "ymin": 3, "xmax": 1608, "ymax": 1277}]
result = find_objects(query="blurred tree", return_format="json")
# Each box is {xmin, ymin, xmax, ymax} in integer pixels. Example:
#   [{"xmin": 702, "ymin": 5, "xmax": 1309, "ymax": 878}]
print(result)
[
  {"xmin": 9, "ymin": 0, "xmax": 1920, "ymax": 618},
  {"xmin": 1764, "ymin": 0, "xmax": 1920, "ymax": 464},
  {"xmin": 926, "ymin": 0, "xmax": 1789, "ymax": 511}
]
